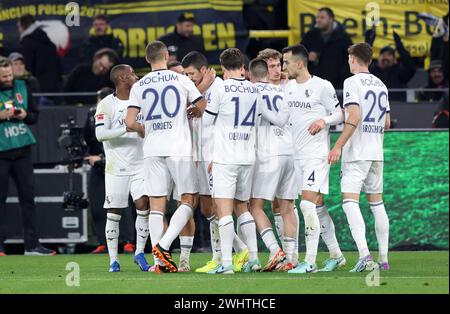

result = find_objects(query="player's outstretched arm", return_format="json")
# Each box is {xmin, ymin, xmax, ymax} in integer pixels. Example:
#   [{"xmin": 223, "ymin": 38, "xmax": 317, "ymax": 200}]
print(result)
[
  {"xmin": 328, "ymin": 104, "xmax": 360, "ymax": 164},
  {"xmin": 95, "ymin": 113, "xmax": 127, "ymax": 142},
  {"xmin": 259, "ymin": 96, "xmax": 289, "ymax": 128},
  {"xmin": 309, "ymin": 109, "xmax": 344, "ymax": 135},
  {"xmin": 125, "ymin": 107, "xmax": 144, "ymax": 138}
]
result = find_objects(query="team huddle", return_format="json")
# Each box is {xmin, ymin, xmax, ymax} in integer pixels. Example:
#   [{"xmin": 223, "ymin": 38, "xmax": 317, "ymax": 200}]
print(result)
[{"xmin": 94, "ymin": 40, "xmax": 391, "ymax": 274}]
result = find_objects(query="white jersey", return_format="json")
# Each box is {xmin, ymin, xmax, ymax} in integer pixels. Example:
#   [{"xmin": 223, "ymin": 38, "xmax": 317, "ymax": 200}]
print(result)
[
  {"xmin": 95, "ymin": 94, "xmax": 144, "ymax": 176},
  {"xmin": 255, "ymin": 82, "xmax": 293, "ymax": 159},
  {"xmin": 192, "ymin": 77, "xmax": 223, "ymax": 162},
  {"xmin": 204, "ymin": 77, "xmax": 259, "ymax": 165},
  {"xmin": 280, "ymin": 76, "xmax": 340, "ymax": 159},
  {"xmin": 342, "ymin": 72, "xmax": 390, "ymax": 162},
  {"xmin": 128, "ymin": 69, "xmax": 203, "ymax": 158}
]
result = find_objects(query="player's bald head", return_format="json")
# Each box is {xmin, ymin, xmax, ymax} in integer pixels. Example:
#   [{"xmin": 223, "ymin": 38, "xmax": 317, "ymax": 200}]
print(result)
[{"xmin": 110, "ymin": 64, "xmax": 132, "ymax": 86}]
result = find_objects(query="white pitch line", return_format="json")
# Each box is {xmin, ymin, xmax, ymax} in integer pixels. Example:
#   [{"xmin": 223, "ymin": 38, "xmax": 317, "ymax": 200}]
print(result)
[{"xmin": 0, "ymin": 276, "xmax": 447, "ymax": 282}]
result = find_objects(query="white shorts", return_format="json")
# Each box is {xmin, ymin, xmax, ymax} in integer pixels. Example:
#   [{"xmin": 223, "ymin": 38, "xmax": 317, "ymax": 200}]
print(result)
[
  {"xmin": 212, "ymin": 163, "xmax": 254, "ymax": 201},
  {"xmin": 170, "ymin": 180, "xmax": 180, "ymax": 202},
  {"xmin": 197, "ymin": 161, "xmax": 213, "ymax": 196},
  {"xmin": 104, "ymin": 172, "xmax": 148, "ymax": 208},
  {"xmin": 252, "ymin": 155, "xmax": 298, "ymax": 201},
  {"xmin": 341, "ymin": 161, "xmax": 383, "ymax": 194},
  {"xmin": 294, "ymin": 158, "xmax": 330, "ymax": 195},
  {"xmin": 145, "ymin": 156, "xmax": 198, "ymax": 197}
]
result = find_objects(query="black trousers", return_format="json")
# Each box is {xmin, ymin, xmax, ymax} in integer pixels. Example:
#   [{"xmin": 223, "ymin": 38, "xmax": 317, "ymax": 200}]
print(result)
[
  {"xmin": 88, "ymin": 168, "xmax": 135, "ymax": 246},
  {"xmin": 0, "ymin": 146, "xmax": 39, "ymax": 250}
]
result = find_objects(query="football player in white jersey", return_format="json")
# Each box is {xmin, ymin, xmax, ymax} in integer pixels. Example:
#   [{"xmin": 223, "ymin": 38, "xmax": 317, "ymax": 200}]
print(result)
[
  {"xmin": 328, "ymin": 43, "xmax": 391, "ymax": 272},
  {"xmin": 182, "ymin": 51, "xmax": 250, "ymax": 273},
  {"xmin": 248, "ymin": 58, "xmax": 298, "ymax": 271},
  {"xmin": 202, "ymin": 48, "xmax": 261, "ymax": 274},
  {"xmin": 94, "ymin": 64, "xmax": 150, "ymax": 273},
  {"xmin": 256, "ymin": 49, "xmax": 300, "ymax": 265},
  {"xmin": 261, "ymin": 44, "xmax": 345, "ymax": 274},
  {"xmin": 125, "ymin": 41, "xmax": 206, "ymax": 273},
  {"xmin": 163, "ymin": 61, "xmax": 197, "ymax": 273}
]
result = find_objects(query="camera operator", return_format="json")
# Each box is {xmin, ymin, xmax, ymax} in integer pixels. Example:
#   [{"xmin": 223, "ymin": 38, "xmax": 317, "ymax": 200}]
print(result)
[
  {"xmin": 0, "ymin": 56, "xmax": 55, "ymax": 256},
  {"xmin": 83, "ymin": 87, "xmax": 135, "ymax": 254}
]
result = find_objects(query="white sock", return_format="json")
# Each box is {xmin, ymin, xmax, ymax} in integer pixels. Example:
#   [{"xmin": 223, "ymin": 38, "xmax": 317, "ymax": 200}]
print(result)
[
  {"xmin": 149, "ymin": 211, "xmax": 164, "ymax": 265},
  {"xmin": 283, "ymin": 236, "xmax": 296, "ymax": 263},
  {"xmin": 300, "ymin": 200, "xmax": 320, "ymax": 265},
  {"xmin": 232, "ymin": 232, "xmax": 247, "ymax": 253},
  {"xmin": 273, "ymin": 213, "xmax": 284, "ymax": 245},
  {"xmin": 106, "ymin": 213, "xmax": 121, "ymax": 264},
  {"xmin": 316, "ymin": 205, "xmax": 342, "ymax": 259},
  {"xmin": 238, "ymin": 212, "xmax": 258, "ymax": 261},
  {"xmin": 370, "ymin": 201, "xmax": 389, "ymax": 263},
  {"xmin": 179, "ymin": 236, "xmax": 194, "ymax": 264},
  {"xmin": 293, "ymin": 206, "xmax": 300, "ymax": 261},
  {"xmin": 219, "ymin": 215, "xmax": 234, "ymax": 268},
  {"xmin": 343, "ymin": 199, "xmax": 370, "ymax": 259},
  {"xmin": 207, "ymin": 215, "xmax": 221, "ymax": 262},
  {"xmin": 135, "ymin": 209, "xmax": 149, "ymax": 255},
  {"xmin": 260, "ymin": 228, "xmax": 280, "ymax": 259},
  {"xmin": 159, "ymin": 204, "xmax": 194, "ymax": 250}
]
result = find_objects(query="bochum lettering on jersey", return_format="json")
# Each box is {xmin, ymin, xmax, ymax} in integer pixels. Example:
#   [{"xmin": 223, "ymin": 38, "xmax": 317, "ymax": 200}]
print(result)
[
  {"xmin": 359, "ymin": 76, "xmax": 385, "ymax": 88},
  {"xmin": 288, "ymin": 100, "xmax": 311, "ymax": 109},
  {"xmin": 139, "ymin": 73, "xmax": 179, "ymax": 86},
  {"xmin": 256, "ymin": 84, "xmax": 283, "ymax": 93},
  {"xmin": 224, "ymin": 84, "xmax": 258, "ymax": 94}
]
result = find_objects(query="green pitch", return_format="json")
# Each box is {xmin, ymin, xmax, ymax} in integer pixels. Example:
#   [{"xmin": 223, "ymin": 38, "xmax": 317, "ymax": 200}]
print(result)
[{"xmin": 0, "ymin": 251, "xmax": 448, "ymax": 294}]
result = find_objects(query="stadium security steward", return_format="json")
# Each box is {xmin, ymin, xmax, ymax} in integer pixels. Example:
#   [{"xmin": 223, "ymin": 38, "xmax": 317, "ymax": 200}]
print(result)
[{"xmin": 0, "ymin": 57, "xmax": 55, "ymax": 256}]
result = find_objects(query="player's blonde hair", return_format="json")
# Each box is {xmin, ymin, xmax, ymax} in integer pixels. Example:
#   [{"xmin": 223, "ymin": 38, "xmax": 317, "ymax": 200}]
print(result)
[{"xmin": 257, "ymin": 48, "xmax": 282, "ymax": 62}]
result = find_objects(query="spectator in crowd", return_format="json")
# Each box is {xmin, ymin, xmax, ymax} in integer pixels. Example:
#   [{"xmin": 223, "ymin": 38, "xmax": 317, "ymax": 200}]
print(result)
[
  {"xmin": 419, "ymin": 60, "xmax": 448, "ymax": 102},
  {"xmin": 158, "ymin": 13, "xmax": 205, "ymax": 62},
  {"xmin": 8, "ymin": 52, "xmax": 40, "ymax": 93},
  {"xmin": 64, "ymin": 48, "xmax": 118, "ymax": 105},
  {"xmin": 0, "ymin": 57, "xmax": 55, "ymax": 256},
  {"xmin": 366, "ymin": 30, "xmax": 416, "ymax": 101},
  {"xmin": 80, "ymin": 14, "xmax": 124, "ymax": 64},
  {"xmin": 301, "ymin": 7, "xmax": 353, "ymax": 89},
  {"xmin": 83, "ymin": 87, "xmax": 136, "ymax": 254},
  {"xmin": 18, "ymin": 14, "xmax": 62, "ymax": 93},
  {"xmin": 430, "ymin": 13, "xmax": 449, "ymax": 81},
  {"xmin": 167, "ymin": 60, "xmax": 184, "ymax": 74},
  {"xmin": 432, "ymin": 91, "xmax": 449, "ymax": 128}
]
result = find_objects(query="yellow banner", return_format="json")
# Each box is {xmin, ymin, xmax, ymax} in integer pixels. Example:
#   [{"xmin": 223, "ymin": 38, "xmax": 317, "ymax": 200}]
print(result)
[{"xmin": 288, "ymin": 0, "xmax": 448, "ymax": 57}]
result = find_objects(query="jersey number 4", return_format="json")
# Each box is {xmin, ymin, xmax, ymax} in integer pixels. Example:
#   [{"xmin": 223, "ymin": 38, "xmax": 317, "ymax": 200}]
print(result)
[
  {"xmin": 363, "ymin": 90, "xmax": 388, "ymax": 123},
  {"xmin": 143, "ymin": 85, "xmax": 181, "ymax": 120},
  {"xmin": 231, "ymin": 97, "xmax": 257, "ymax": 127}
]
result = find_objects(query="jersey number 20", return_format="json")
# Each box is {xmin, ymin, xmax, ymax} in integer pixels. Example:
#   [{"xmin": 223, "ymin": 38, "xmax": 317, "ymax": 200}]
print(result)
[{"xmin": 143, "ymin": 86, "xmax": 181, "ymax": 121}]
